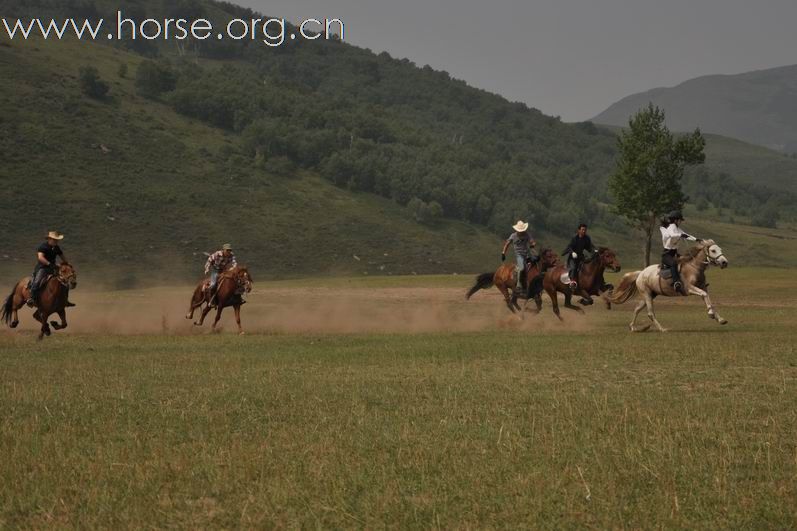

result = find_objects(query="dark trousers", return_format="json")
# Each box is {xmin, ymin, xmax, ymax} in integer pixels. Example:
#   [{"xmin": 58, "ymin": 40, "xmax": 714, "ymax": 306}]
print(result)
[
  {"xmin": 30, "ymin": 266, "xmax": 52, "ymax": 299},
  {"xmin": 661, "ymin": 249, "xmax": 680, "ymax": 283},
  {"xmin": 567, "ymin": 257, "xmax": 581, "ymax": 280}
]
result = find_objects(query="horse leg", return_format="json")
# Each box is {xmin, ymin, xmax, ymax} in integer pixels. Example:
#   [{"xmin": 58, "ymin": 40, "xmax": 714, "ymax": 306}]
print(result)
[
  {"xmin": 629, "ymin": 300, "xmax": 650, "ymax": 332},
  {"xmin": 688, "ymin": 286, "xmax": 728, "ymax": 325},
  {"xmin": 234, "ymin": 304, "xmax": 243, "ymax": 335},
  {"xmin": 642, "ymin": 293, "xmax": 667, "ymax": 332},
  {"xmin": 34, "ymin": 311, "xmax": 50, "ymax": 339},
  {"xmin": 211, "ymin": 306, "xmax": 224, "ymax": 332},
  {"xmin": 547, "ymin": 288, "xmax": 563, "ymax": 321},
  {"xmin": 496, "ymin": 284, "xmax": 516, "ymax": 314},
  {"xmin": 50, "ymin": 310, "xmax": 67, "ymax": 330},
  {"xmin": 563, "ymin": 292, "xmax": 585, "ymax": 313},
  {"xmin": 195, "ymin": 304, "xmax": 212, "ymax": 326}
]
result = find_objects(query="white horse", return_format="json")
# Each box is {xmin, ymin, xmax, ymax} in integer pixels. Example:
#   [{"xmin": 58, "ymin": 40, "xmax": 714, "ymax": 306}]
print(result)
[{"xmin": 610, "ymin": 240, "xmax": 729, "ymax": 332}]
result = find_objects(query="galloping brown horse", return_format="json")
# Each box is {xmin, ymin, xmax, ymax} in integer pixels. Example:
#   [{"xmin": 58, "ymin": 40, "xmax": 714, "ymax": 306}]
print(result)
[
  {"xmin": 466, "ymin": 248, "xmax": 558, "ymax": 314},
  {"xmin": 2, "ymin": 263, "xmax": 78, "ymax": 340},
  {"xmin": 542, "ymin": 247, "xmax": 621, "ymax": 320},
  {"xmin": 186, "ymin": 266, "xmax": 253, "ymax": 334}
]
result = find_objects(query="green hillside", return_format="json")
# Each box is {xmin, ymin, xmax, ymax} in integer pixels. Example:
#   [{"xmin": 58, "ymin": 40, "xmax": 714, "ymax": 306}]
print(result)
[
  {"xmin": 592, "ymin": 64, "xmax": 797, "ymax": 153},
  {"xmin": 0, "ymin": 36, "xmax": 504, "ymax": 284},
  {"xmin": 1, "ymin": 0, "xmax": 795, "ymax": 284}
]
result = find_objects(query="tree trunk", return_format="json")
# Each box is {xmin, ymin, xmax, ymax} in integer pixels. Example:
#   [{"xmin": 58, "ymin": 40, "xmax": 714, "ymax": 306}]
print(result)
[{"xmin": 643, "ymin": 214, "xmax": 656, "ymax": 267}]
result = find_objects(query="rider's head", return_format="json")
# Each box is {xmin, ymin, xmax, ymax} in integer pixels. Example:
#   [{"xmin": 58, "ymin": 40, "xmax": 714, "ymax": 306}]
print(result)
[
  {"xmin": 46, "ymin": 231, "xmax": 64, "ymax": 246},
  {"xmin": 667, "ymin": 210, "xmax": 684, "ymax": 226},
  {"xmin": 512, "ymin": 220, "xmax": 529, "ymax": 234},
  {"xmin": 222, "ymin": 243, "xmax": 233, "ymax": 256},
  {"xmin": 577, "ymin": 223, "xmax": 588, "ymax": 236}
]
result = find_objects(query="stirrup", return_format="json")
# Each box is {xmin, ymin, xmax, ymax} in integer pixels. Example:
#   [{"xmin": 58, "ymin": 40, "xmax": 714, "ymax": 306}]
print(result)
[{"xmin": 26, "ymin": 298, "xmax": 35, "ymax": 308}]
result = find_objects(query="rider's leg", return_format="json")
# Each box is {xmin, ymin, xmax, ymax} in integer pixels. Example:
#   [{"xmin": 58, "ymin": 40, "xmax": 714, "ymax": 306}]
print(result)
[
  {"xmin": 515, "ymin": 255, "xmax": 525, "ymax": 290},
  {"xmin": 27, "ymin": 267, "xmax": 47, "ymax": 306},
  {"xmin": 567, "ymin": 257, "xmax": 578, "ymax": 287},
  {"xmin": 663, "ymin": 250, "xmax": 685, "ymax": 295}
]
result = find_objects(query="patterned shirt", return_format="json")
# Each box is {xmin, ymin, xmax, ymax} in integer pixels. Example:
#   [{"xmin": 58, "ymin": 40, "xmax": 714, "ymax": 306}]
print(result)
[
  {"xmin": 205, "ymin": 250, "xmax": 237, "ymax": 274},
  {"xmin": 508, "ymin": 231, "xmax": 534, "ymax": 258}
]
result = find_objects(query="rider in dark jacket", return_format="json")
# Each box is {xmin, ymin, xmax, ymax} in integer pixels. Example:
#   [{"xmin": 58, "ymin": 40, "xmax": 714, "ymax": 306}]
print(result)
[{"xmin": 562, "ymin": 223, "xmax": 594, "ymax": 289}]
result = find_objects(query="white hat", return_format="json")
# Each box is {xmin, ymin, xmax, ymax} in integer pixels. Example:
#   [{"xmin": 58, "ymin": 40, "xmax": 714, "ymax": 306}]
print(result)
[
  {"xmin": 47, "ymin": 231, "xmax": 64, "ymax": 240},
  {"xmin": 512, "ymin": 220, "xmax": 529, "ymax": 232}
]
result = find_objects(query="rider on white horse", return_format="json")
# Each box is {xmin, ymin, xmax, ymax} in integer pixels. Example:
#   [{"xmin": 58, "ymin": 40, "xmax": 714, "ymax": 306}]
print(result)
[{"xmin": 660, "ymin": 210, "xmax": 701, "ymax": 295}]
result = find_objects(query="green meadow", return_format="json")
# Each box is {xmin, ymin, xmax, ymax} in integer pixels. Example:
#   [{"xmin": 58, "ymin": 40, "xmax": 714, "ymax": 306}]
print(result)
[{"xmin": 1, "ymin": 268, "xmax": 795, "ymax": 528}]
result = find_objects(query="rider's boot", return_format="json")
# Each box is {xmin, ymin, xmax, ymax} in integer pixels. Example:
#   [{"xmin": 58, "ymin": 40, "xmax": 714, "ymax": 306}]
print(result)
[
  {"xmin": 65, "ymin": 301, "xmax": 76, "ymax": 307},
  {"xmin": 673, "ymin": 280, "xmax": 687, "ymax": 296}
]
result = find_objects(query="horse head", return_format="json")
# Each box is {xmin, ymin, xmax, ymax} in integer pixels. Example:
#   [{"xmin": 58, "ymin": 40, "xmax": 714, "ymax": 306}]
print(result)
[
  {"xmin": 58, "ymin": 262, "xmax": 77, "ymax": 289},
  {"xmin": 597, "ymin": 247, "xmax": 621, "ymax": 273},
  {"xmin": 538, "ymin": 248, "xmax": 558, "ymax": 269},
  {"xmin": 235, "ymin": 266, "xmax": 253, "ymax": 293},
  {"xmin": 702, "ymin": 240, "xmax": 728, "ymax": 269}
]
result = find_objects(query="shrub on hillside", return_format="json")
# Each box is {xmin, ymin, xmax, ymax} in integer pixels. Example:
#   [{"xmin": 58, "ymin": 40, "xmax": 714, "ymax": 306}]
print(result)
[
  {"xmin": 135, "ymin": 60, "xmax": 176, "ymax": 99},
  {"xmin": 78, "ymin": 66, "xmax": 109, "ymax": 99}
]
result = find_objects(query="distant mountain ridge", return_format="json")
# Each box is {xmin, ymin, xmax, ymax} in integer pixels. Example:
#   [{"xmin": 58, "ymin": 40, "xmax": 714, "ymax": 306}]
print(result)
[{"xmin": 593, "ymin": 64, "xmax": 797, "ymax": 153}]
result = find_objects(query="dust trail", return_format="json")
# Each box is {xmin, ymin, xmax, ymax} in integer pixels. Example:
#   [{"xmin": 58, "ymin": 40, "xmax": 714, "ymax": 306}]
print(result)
[{"xmin": 0, "ymin": 286, "xmax": 598, "ymax": 336}]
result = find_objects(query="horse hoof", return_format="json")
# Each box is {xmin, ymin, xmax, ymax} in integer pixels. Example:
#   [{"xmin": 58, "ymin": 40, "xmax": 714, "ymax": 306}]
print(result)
[
  {"xmin": 719, "ymin": 319, "xmax": 728, "ymax": 325},
  {"xmin": 193, "ymin": 322, "xmax": 201, "ymax": 327},
  {"xmin": 239, "ymin": 331, "xmax": 245, "ymax": 336},
  {"xmin": 10, "ymin": 321, "xmax": 18, "ymax": 328}
]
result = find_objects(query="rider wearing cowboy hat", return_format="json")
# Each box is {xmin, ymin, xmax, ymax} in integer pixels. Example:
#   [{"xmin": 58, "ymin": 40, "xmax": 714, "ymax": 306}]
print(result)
[
  {"xmin": 502, "ymin": 220, "xmax": 537, "ymax": 291},
  {"xmin": 27, "ymin": 231, "xmax": 75, "ymax": 307},
  {"xmin": 660, "ymin": 210, "xmax": 701, "ymax": 295}
]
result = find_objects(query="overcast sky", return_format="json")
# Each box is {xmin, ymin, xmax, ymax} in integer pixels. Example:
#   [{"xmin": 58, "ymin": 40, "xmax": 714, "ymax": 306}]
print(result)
[{"xmin": 237, "ymin": 0, "xmax": 797, "ymax": 121}]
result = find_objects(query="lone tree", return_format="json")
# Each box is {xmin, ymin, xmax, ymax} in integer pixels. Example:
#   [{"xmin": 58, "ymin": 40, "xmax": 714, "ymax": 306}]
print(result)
[{"xmin": 609, "ymin": 104, "xmax": 706, "ymax": 266}]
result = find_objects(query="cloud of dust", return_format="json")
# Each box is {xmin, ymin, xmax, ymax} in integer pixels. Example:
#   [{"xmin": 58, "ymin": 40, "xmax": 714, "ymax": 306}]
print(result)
[{"xmin": 0, "ymin": 285, "xmax": 599, "ymax": 336}]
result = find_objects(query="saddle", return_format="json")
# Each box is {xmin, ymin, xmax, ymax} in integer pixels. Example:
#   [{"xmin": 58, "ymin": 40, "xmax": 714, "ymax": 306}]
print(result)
[{"xmin": 658, "ymin": 266, "xmax": 673, "ymax": 280}]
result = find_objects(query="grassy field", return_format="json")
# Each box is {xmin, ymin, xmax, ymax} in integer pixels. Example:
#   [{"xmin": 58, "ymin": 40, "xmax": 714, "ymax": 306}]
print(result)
[{"xmin": 1, "ymin": 268, "xmax": 796, "ymax": 527}]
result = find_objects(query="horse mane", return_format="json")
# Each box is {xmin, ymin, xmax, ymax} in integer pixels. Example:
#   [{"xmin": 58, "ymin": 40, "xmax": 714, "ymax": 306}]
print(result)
[{"xmin": 679, "ymin": 239, "xmax": 715, "ymax": 262}]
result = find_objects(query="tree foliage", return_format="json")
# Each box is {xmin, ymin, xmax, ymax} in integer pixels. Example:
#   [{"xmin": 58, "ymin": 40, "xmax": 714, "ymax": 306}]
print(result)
[{"xmin": 609, "ymin": 104, "xmax": 705, "ymax": 265}]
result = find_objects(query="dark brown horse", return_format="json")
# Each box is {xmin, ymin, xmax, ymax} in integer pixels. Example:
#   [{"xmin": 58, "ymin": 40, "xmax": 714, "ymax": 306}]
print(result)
[
  {"xmin": 186, "ymin": 266, "xmax": 253, "ymax": 334},
  {"xmin": 466, "ymin": 248, "xmax": 558, "ymax": 314},
  {"xmin": 2, "ymin": 263, "xmax": 78, "ymax": 340},
  {"xmin": 542, "ymin": 247, "xmax": 621, "ymax": 320}
]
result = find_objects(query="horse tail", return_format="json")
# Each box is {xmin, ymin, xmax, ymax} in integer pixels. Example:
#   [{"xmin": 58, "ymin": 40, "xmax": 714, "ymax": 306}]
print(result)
[
  {"xmin": 609, "ymin": 271, "xmax": 640, "ymax": 305},
  {"xmin": 466, "ymin": 272, "xmax": 495, "ymax": 299},
  {"xmin": 2, "ymin": 284, "xmax": 16, "ymax": 326}
]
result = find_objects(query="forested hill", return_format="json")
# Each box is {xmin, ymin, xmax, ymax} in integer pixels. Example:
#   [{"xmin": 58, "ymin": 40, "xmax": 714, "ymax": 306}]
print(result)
[{"xmin": 1, "ymin": 0, "xmax": 795, "ymax": 282}]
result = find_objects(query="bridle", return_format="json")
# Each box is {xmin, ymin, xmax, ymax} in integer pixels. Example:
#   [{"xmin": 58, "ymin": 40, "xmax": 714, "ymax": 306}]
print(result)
[
  {"xmin": 56, "ymin": 267, "xmax": 76, "ymax": 287},
  {"xmin": 703, "ymin": 245, "xmax": 727, "ymax": 267},
  {"xmin": 235, "ymin": 270, "xmax": 253, "ymax": 294}
]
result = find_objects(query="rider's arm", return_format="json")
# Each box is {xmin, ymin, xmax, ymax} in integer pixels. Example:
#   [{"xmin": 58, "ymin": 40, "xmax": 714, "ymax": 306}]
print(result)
[
  {"xmin": 230, "ymin": 255, "xmax": 238, "ymax": 269},
  {"xmin": 501, "ymin": 240, "xmax": 510, "ymax": 258},
  {"xmin": 37, "ymin": 252, "xmax": 50, "ymax": 266},
  {"xmin": 680, "ymin": 232, "xmax": 698, "ymax": 242}
]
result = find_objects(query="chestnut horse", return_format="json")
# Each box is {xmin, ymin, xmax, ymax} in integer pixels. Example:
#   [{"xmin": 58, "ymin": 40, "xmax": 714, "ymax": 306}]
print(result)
[
  {"xmin": 186, "ymin": 266, "xmax": 253, "ymax": 334},
  {"xmin": 542, "ymin": 248, "xmax": 621, "ymax": 320},
  {"xmin": 466, "ymin": 248, "xmax": 558, "ymax": 314},
  {"xmin": 2, "ymin": 263, "xmax": 78, "ymax": 340}
]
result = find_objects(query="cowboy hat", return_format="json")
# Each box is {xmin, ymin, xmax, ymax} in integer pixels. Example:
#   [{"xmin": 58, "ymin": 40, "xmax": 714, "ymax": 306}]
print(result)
[
  {"xmin": 46, "ymin": 231, "xmax": 64, "ymax": 240},
  {"xmin": 222, "ymin": 243, "xmax": 233, "ymax": 251},
  {"xmin": 512, "ymin": 220, "xmax": 529, "ymax": 232}
]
